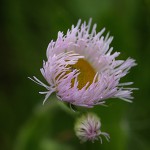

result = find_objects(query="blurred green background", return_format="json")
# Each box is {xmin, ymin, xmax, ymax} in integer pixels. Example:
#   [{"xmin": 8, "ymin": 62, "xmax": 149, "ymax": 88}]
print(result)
[{"xmin": 1, "ymin": 0, "xmax": 150, "ymax": 149}]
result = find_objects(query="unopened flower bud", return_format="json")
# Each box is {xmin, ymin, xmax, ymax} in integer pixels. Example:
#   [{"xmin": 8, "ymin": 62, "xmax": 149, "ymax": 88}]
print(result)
[{"xmin": 74, "ymin": 113, "xmax": 110, "ymax": 143}]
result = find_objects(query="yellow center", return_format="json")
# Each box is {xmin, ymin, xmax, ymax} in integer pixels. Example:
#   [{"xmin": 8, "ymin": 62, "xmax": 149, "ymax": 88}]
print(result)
[{"xmin": 70, "ymin": 59, "xmax": 96, "ymax": 89}]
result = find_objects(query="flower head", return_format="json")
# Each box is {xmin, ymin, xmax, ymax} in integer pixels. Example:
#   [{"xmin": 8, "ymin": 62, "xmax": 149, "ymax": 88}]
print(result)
[
  {"xmin": 30, "ymin": 19, "xmax": 137, "ymax": 107},
  {"xmin": 74, "ymin": 113, "xmax": 110, "ymax": 143}
]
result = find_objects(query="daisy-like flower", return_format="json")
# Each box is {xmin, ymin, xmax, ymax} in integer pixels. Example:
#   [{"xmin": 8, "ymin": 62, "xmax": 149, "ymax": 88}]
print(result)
[
  {"xmin": 29, "ymin": 19, "xmax": 137, "ymax": 107},
  {"xmin": 74, "ymin": 113, "xmax": 110, "ymax": 143}
]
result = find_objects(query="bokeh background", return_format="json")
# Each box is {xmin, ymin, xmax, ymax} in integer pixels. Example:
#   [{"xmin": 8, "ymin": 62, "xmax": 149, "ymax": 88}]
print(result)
[{"xmin": 1, "ymin": 0, "xmax": 150, "ymax": 149}]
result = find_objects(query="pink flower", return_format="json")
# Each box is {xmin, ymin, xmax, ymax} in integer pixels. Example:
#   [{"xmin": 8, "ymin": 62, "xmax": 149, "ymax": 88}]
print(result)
[
  {"xmin": 74, "ymin": 113, "xmax": 110, "ymax": 143},
  {"xmin": 29, "ymin": 19, "xmax": 137, "ymax": 107}
]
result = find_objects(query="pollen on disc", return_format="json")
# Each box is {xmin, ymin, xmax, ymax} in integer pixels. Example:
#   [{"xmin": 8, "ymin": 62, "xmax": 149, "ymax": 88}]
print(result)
[{"xmin": 71, "ymin": 59, "xmax": 96, "ymax": 89}]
